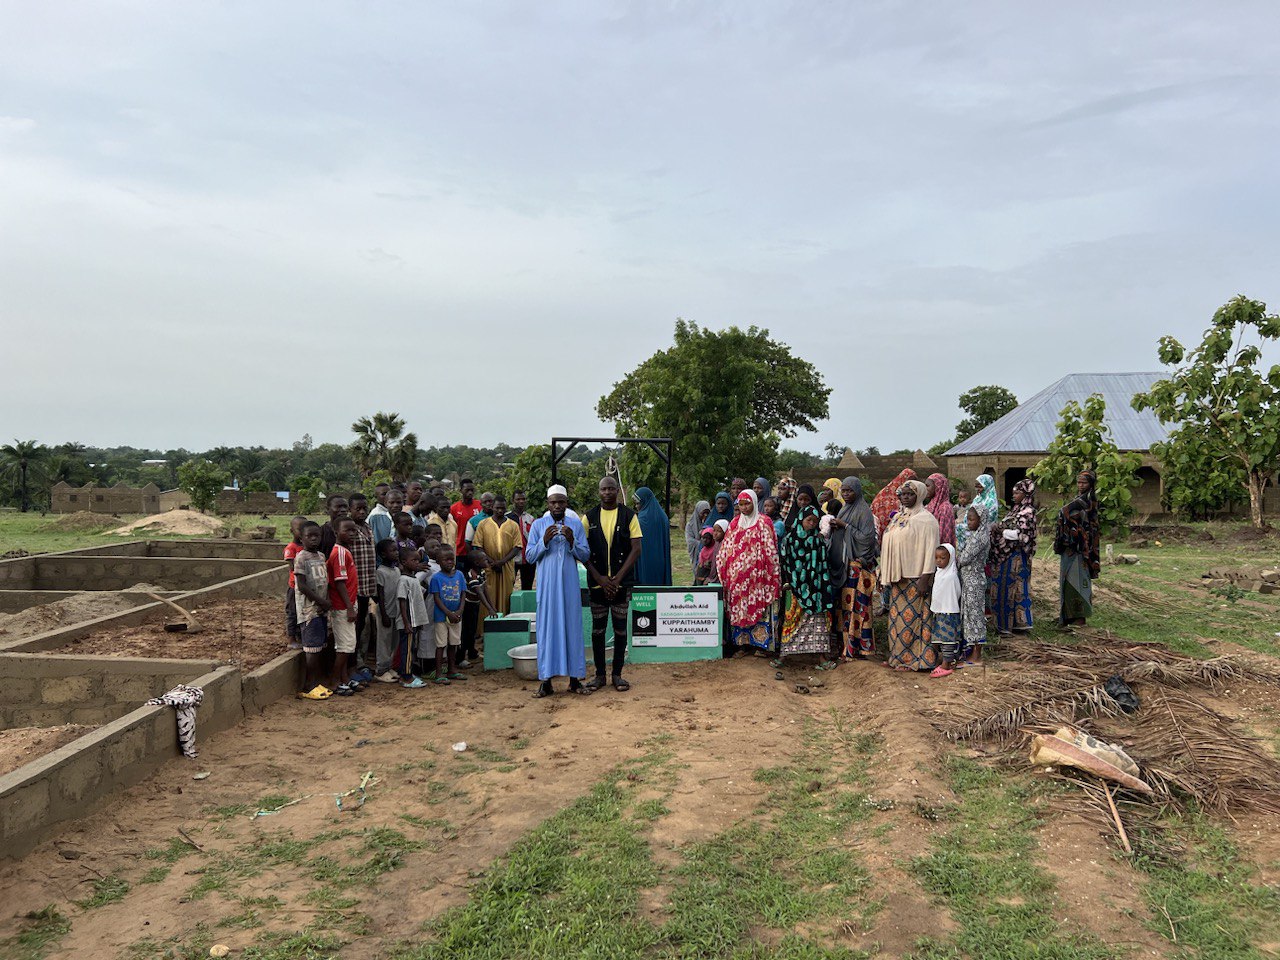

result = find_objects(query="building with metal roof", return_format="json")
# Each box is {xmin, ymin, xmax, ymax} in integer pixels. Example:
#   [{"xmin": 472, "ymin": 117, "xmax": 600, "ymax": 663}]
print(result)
[{"xmin": 944, "ymin": 373, "xmax": 1170, "ymax": 512}]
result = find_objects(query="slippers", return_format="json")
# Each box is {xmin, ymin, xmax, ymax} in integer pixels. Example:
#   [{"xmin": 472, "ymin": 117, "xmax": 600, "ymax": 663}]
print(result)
[
  {"xmin": 929, "ymin": 666, "xmax": 954, "ymax": 679},
  {"xmin": 612, "ymin": 677, "xmax": 631, "ymax": 692},
  {"xmin": 569, "ymin": 681, "xmax": 593, "ymax": 696},
  {"xmin": 297, "ymin": 685, "xmax": 332, "ymax": 700},
  {"xmin": 534, "ymin": 681, "xmax": 554, "ymax": 699},
  {"xmin": 585, "ymin": 676, "xmax": 606, "ymax": 692}
]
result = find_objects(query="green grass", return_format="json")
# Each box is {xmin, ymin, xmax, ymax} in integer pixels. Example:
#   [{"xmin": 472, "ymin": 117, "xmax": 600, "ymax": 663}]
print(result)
[
  {"xmin": 0, "ymin": 511, "xmax": 308, "ymax": 555},
  {"xmin": 74, "ymin": 874, "xmax": 130, "ymax": 909},
  {"xmin": 0, "ymin": 906, "xmax": 72, "ymax": 960},
  {"xmin": 909, "ymin": 758, "xmax": 1118, "ymax": 960},
  {"xmin": 1131, "ymin": 811, "xmax": 1280, "ymax": 959},
  {"xmin": 396, "ymin": 724, "xmax": 882, "ymax": 960}
]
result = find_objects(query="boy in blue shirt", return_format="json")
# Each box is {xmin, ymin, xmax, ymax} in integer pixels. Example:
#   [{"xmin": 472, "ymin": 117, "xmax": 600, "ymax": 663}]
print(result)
[{"xmin": 429, "ymin": 547, "xmax": 468, "ymax": 685}]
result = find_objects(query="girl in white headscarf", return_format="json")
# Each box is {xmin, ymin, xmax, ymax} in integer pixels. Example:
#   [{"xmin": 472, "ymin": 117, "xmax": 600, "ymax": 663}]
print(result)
[{"xmin": 929, "ymin": 543, "xmax": 962, "ymax": 677}]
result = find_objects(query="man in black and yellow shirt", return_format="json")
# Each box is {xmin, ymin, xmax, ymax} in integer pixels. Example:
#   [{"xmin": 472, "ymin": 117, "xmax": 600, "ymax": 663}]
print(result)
[{"xmin": 581, "ymin": 476, "xmax": 642, "ymax": 692}]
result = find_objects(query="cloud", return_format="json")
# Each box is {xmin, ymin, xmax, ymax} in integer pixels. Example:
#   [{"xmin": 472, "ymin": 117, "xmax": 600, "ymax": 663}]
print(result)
[{"xmin": 0, "ymin": 1, "xmax": 1276, "ymax": 458}]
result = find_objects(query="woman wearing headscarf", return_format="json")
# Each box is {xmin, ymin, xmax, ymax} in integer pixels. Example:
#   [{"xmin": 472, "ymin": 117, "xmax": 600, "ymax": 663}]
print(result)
[
  {"xmin": 820, "ymin": 478, "xmax": 844, "ymax": 516},
  {"xmin": 924, "ymin": 473, "xmax": 956, "ymax": 546},
  {"xmin": 990, "ymin": 478, "xmax": 1038, "ymax": 635},
  {"xmin": 752, "ymin": 477, "xmax": 773, "ymax": 502},
  {"xmin": 973, "ymin": 474, "xmax": 1000, "ymax": 524},
  {"xmin": 684, "ymin": 499, "xmax": 711, "ymax": 573},
  {"xmin": 779, "ymin": 504, "xmax": 834, "ymax": 660},
  {"xmin": 956, "ymin": 501, "xmax": 991, "ymax": 662},
  {"xmin": 871, "ymin": 468, "xmax": 918, "ymax": 545},
  {"xmin": 718, "ymin": 490, "xmax": 781, "ymax": 654},
  {"xmin": 829, "ymin": 477, "xmax": 878, "ymax": 657},
  {"xmin": 879, "ymin": 479, "xmax": 940, "ymax": 671},
  {"xmin": 1054, "ymin": 470, "xmax": 1100, "ymax": 627},
  {"xmin": 633, "ymin": 487, "xmax": 673, "ymax": 586},
  {"xmin": 708, "ymin": 491, "xmax": 735, "ymax": 527},
  {"xmin": 782, "ymin": 484, "xmax": 818, "ymax": 541}
]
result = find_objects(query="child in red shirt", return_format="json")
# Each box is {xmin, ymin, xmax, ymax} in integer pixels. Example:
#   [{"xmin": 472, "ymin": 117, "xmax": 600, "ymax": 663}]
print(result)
[{"xmin": 327, "ymin": 518, "xmax": 361, "ymax": 696}]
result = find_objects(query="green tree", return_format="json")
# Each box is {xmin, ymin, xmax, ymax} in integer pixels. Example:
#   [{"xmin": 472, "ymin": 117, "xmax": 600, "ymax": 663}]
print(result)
[
  {"xmin": 351, "ymin": 412, "xmax": 418, "ymax": 480},
  {"xmin": 1132, "ymin": 295, "xmax": 1280, "ymax": 528},
  {"xmin": 360, "ymin": 469, "xmax": 395, "ymax": 504},
  {"xmin": 0, "ymin": 440, "xmax": 49, "ymax": 512},
  {"xmin": 294, "ymin": 477, "xmax": 324, "ymax": 515},
  {"xmin": 596, "ymin": 321, "xmax": 830, "ymax": 501},
  {"xmin": 243, "ymin": 478, "xmax": 271, "ymax": 493},
  {"xmin": 1153, "ymin": 426, "xmax": 1246, "ymax": 520},
  {"xmin": 955, "ymin": 385, "xmax": 1018, "ymax": 442},
  {"xmin": 177, "ymin": 459, "xmax": 229, "ymax": 513},
  {"xmin": 1030, "ymin": 395, "xmax": 1141, "ymax": 534}
]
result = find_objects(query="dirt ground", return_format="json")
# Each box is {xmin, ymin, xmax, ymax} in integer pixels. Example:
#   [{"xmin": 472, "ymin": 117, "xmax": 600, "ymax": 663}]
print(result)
[
  {"xmin": 0, "ymin": 653, "xmax": 1204, "ymax": 959},
  {"xmin": 0, "ymin": 725, "xmax": 93, "ymax": 777},
  {"xmin": 52, "ymin": 597, "xmax": 288, "ymax": 670}
]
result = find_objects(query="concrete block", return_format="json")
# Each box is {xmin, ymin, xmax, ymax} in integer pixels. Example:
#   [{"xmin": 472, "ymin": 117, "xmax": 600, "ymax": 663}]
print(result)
[
  {"xmin": 50, "ymin": 748, "xmax": 104, "ymax": 807},
  {"xmin": 6, "ymin": 707, "xmax": 78, "ymax": 728},
  {"xmin": 111, "ymin": 675, "xmax": 162, "ymax": 706},
  {"xmin": 1, "ymin": 778, "xmax": 50, "ymax": 842},
  {"xmin": 0, "ymin": 677, "xmax": 37, "ymax": 705},
  {"xmin": 1259, "ymin": 583, "xmax": 1277, "ymax": 595},
  {"xmin": 1262, "ymin": 570, "xmax": 1280, "ymax": 583},
  {"xmin": 41, "ymin": 676, "xmax": 96, "ymax": 705},
  {"xmin": 1249, "ymin": 581, "xmax": 1265, "ymax": 593},
  {"xmin": 105, "ymin": 720, "xmax": 155, "ymax": 772}
]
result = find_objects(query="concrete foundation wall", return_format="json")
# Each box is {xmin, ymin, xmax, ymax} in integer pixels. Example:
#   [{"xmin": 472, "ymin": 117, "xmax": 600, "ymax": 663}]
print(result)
[
  {"xmin": 0, "ymin": 666, "xmax": 242, "ymax": 859},
  {"xmin": 142, "ymin": 540, "xmax": 284, "ymax": 561},
  {"xmin": 242, "ymin": 649, "xmax": 303, "ymax": 714},
  {"xmin": 0, "ymin": 653, "xmax": 222, "ymax": 729},
  {"xmin": 31, "ymin": 556, "xmax": 278, "ymax": 591}
]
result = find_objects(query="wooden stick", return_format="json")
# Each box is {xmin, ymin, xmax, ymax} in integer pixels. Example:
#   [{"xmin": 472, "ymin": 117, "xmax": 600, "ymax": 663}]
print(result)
[
  {"xmin": 176, "ymin": 826, "xmax": 204, "ymax": 851},
  {"xmin": 1103, "ymin": 781, "xmax": 1131, "ymax": 854}
]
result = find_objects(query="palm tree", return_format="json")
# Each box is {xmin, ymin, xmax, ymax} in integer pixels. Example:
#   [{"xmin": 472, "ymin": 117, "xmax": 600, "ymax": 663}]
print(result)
[
  {"xmin": 0, "ymin": 440, "xmax": 50, "ymax": 512},
  {"xmin": 387, "ymin": 432, "xmax": 420, "ymax": 483},
  {"xmin": 351, "ymin": 412, "xmax": 407, "ymax": 478}
]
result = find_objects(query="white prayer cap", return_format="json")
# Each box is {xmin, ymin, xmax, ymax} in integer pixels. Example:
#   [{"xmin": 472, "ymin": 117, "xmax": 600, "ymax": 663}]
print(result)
[{"xmin": 546, "ymin": 484, "xmax": 568, "ymax": 498}]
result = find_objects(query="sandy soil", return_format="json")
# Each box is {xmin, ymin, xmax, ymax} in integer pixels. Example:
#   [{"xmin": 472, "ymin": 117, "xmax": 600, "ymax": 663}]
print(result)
[
  {"xmin": 52, "ymin": 597, "xmax": 288, "ymax": 669},
  {"xmin": 0, "ymin": 587, "xmax": 181, "ymax": 642},
  {"xmin": 110, "ymin": 512, "xmax": 226, "ymax": 537},
  {"xmin": 0, "ymin": 725, "xmax": 93, "ymax": 777},
  {"xmin": 0, "ymin": 652, "xmax": 1182, "ymax": 959},
  {"xmin": 40, "ymin": 511, "xmax": 120, "ymax": 532}
]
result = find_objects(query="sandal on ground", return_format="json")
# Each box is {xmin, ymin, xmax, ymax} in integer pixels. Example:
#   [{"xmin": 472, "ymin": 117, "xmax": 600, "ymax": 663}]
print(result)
[
  {"xmin": 816, "ymin": 660, "xmax": 838, "ymax": 671},
  {"xmin": 732, "ymin": 650, "xmax": 749, "ymax": 659},
  {"xmin": 753, "ymin": 650, "xmax": 770, "ymax": 658},
  {"xmin": 929, "ymin": 666, "xmax": 954, "ymax": 679},
  {"xmin": 446, "ymin": 672, "xmax": 468, "ymax": 681},
  {"xmin": 612, "ymin": 676, "xmax": 631, "ymax": 692},
  {"xmin": 432, "ymin": 675, "xmax": 452, "ymax": 685},
  {"xmin": 569, "ymin": 679, "xmax": 593, "ymax": 696},
  {"xmin": 534, "ymin": 681, "xmax": 554, "ymax": 698},
  {"xmin": 769, "ymin": 658, "xmax": 783, "ymax": 668},
  {"xmin": 297, "ymin": 685, "xmax": 332, "ymax": 700},
  {"xmin": 584, "ymin": 676, "xmax": 606, "ymax": 692}
]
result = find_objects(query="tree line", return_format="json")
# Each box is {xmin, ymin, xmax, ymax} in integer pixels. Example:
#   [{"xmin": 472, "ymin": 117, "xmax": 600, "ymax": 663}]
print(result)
[{"xmin": 5, "ymin": 298, "xmax": 1276, "ymax": 526}]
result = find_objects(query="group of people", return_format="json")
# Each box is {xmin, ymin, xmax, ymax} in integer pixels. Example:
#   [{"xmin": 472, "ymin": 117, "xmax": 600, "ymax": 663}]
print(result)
[
  {"xmin": 285, "ymin": 464, "xmax": 1104, "ymax": 698},
  {"xmin": 283, "ymin": 476, "xmax": 678, "ymax": 700},
  {"xmin": 681, "ymin": 468, "xmax": 1102, "ymax": 678}
]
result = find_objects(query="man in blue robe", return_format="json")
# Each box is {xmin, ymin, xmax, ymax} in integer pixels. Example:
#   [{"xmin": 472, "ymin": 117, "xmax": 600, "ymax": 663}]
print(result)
[{"xmin": 524, "ymin": 485, "xmax": 592, "ymax": 698}]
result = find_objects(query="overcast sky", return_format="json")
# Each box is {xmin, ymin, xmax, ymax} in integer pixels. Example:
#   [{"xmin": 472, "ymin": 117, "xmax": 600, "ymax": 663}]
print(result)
[{"xmin": 3, "ymin": 2, "xmax": 1277, "ymax": 454}]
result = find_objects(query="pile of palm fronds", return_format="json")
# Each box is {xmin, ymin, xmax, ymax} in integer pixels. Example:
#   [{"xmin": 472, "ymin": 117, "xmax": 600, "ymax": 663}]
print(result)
[{"xmin": 930, "ymin": 634, "xmax": 1280, "ymax": 815}]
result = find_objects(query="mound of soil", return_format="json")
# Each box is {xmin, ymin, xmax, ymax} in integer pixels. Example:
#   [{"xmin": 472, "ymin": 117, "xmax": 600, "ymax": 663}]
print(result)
[
  {"xmin": 41, "ymin": 511, "xmax": 119, "ymax": 532},
  {"xmin": 1128, "ymin": 523, "xmax": 1214, "ymax": 543},
  {"xmin": 110, "ymin": 511, "xmax": 226, "ymax": 537},
  {"xmin": 0, "ymin": 725, "xmax": 93, "ymax": 777},
  {"xmin": 0, "ymin": 593, "xmax": 144, "ymax": 640},
  {"xmin": 1228, "ymin": 524, "xmax": 1275, "ymax": 543}
]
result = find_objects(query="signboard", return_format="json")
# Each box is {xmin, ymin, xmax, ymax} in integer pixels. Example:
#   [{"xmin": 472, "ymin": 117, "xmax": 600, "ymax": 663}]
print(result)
[{"xmin": 630, "ymin": 589, "xmax": 720, "ymax": 647}]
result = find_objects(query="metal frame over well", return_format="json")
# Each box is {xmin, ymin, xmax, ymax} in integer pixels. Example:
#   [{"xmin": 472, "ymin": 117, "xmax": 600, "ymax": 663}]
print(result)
[{"xmin": 550, "ymin": 436, "xmax": 674, "ymax": 515}]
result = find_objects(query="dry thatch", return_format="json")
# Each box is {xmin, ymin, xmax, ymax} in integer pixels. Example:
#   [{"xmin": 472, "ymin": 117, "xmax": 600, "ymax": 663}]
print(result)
[{"xmin": 931, "ymin": 633, "xmax": 1280, "ymax": 815}]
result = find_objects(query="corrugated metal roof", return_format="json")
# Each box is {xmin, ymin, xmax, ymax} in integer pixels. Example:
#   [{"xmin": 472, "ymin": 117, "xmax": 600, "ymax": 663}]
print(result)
[{"xmin": 945, "ymin": 373, "xmax": 1170, "ymax": 455}]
